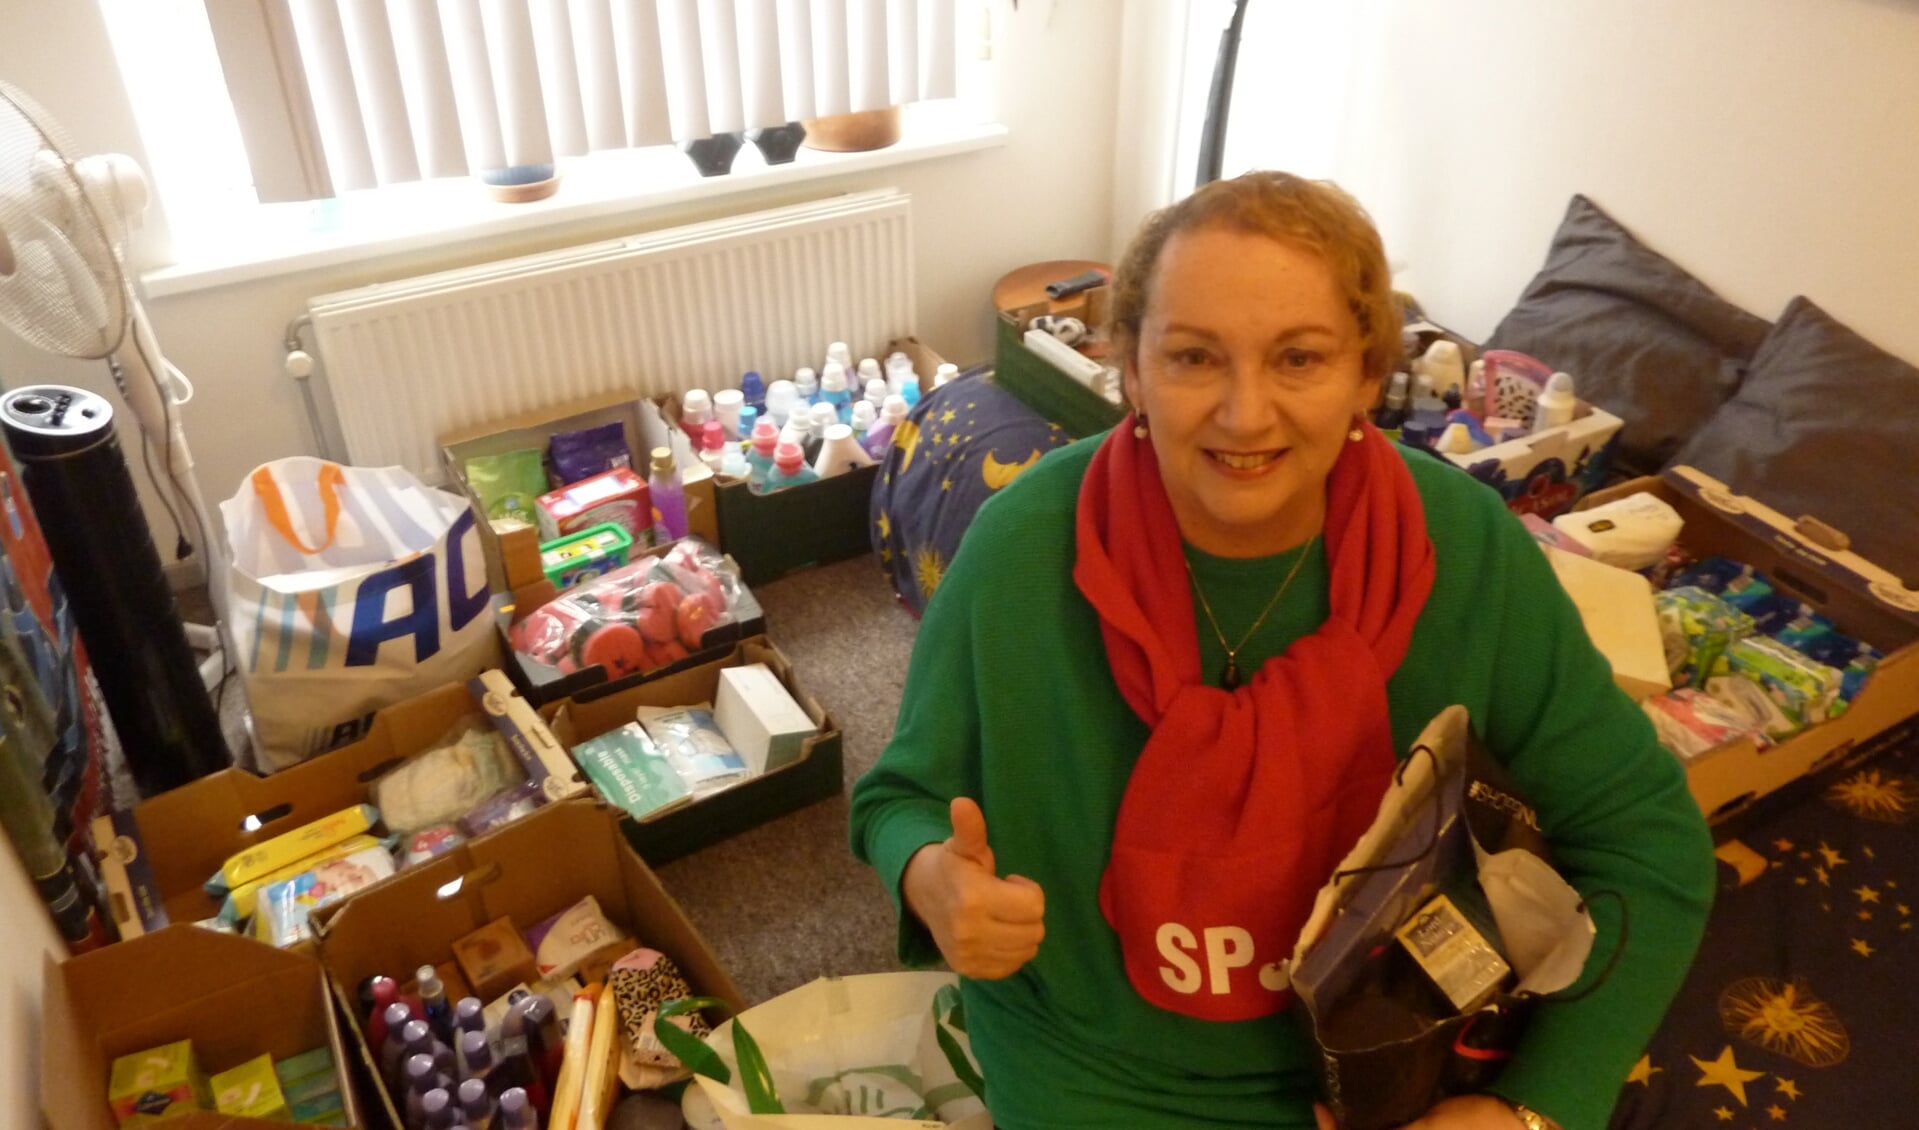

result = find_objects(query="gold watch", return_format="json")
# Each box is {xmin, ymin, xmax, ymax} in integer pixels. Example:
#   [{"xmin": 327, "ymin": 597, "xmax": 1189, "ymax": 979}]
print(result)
[{"xmin": 1508, "ymin": 1101, "xmax": 1556, "ymax": 1130}]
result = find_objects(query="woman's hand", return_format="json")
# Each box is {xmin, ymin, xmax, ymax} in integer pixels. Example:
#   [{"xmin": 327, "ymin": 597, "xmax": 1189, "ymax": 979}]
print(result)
[
  {"xmin": 901, "ymin": 797, "xmax": 1046, "ymax": 980},
  {"xmin": 1313, "ymin": 1096, "xmax": 1532, "ymax": 1129}
]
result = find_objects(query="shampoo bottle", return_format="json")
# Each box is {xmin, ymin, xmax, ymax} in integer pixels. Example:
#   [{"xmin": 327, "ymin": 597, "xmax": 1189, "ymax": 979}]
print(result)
[
  {"xmin": 499, "ymin": 1088, "xmax": 539, "ymax": 1130},
  {"xmin": 1532, "ymin": 371, "xmax": 1577, "ymax": 433}
]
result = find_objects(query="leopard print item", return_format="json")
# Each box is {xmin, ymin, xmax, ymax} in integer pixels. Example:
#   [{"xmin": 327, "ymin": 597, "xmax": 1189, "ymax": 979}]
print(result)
[{"xmin": 610, "ymin": 948, "xmax": 706, "ymax": 1084}]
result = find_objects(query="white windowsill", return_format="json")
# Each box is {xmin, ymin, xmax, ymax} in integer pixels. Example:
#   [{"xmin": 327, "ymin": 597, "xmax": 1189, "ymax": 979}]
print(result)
[{"xmin": 141, "ymin": 120, "xmax": 1009, "ymax": 299}]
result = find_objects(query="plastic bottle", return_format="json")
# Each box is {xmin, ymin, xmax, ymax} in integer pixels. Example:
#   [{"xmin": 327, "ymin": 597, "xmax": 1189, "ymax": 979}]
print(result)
[
  {"xmin": 792, "ymin": 366, "xmax": 819, "ymax": 406},
  {"xmin": 736, "ymin": 404, "xmax": 759, "ymax": 444},
  {"xmin": 825, "ymin": 341, "xmax": 853, "ymax": 375},
  {"xmin": 745, "ymin": 421, "xmax": 779, "ymax": 490},
  {"xmin": 763, "ymin": 379, "xmax": 798, "ymax": 428},
  {"xmin": 720, "ymin": 446, "xmax": 748, "ymax": 479},
  {"xmin": 401, "ymin": 1020, "xmax": 435, "ymax": 1086},
  {"xmin": 367, "ymin": 979, "xmax": 401, "ymax": 1054},
  {"xmin": 422, "ymin": 1088, "xmax": 456, "ymax": 1130},
  {"xmin": 497, "ymin": 996, "xmax": 554, "ymax": 1114},
  {"xmin": 804, "ymin": 403, "xmax": 836, "ymax": 460},
  {"xmin": 459, "ymin": 1077, "xmax": 496, "ymax": 1130},
  {"xmin": 380, "ymin": 1002, "xmax": 417, "ymax": 1086},
  {"xmin": 898, "ymin": 368, "xmax": 922, "ymax": 409},
  {"xmin": 933, "ymin": 362, "xmax": 959, "ymax": 390},
  {"xmin": 883, "ymin": 352, "xmax": 913, "ymax": 394},
  {"xmin": 862, "ymin": 395, "xmax": 909, "ymax": 459},
  {"xmin": 648, "ymin": 447, "xmax": 687, "ymax": 543},
  {"xmin": 1532, "ymin": 371, "xmax": 1577, "ymax": 433},
  {"xmin": 455, "ymin": 998, "xmax": 485, "ymax": 1039},
  {"xmin": 418, "ymin": 965, "xmax": 453, "ymax": 1040},
  {"xmin": 679, "ymin": 389, "xmax": 713, "ymax": 442},
  {"xmin": 858, "ymin": 357, "xmax": 884, "ymax": 399},
  {"xmin": 738, "ymin": 370, "xmax": 766, "ymax": 414},
  {"xmin": 406, "ymin": 1053, "xmax": 439, "ymax": 1130},
  {"xmin": 813, "ymin": 423, "xmax": 876, "ymax": 479},
  {"xmin": 762, "ymin": 441, "xmax": 820, "ymax": 493},
  {"xmin": 863, "ymin": 377, "xmax": 889, "ymax": 415},
  {"xmin": 499, "ymin": 1088, "xmax": 539, "ymax": 1130},
  {"xmin": 698, "ymin": 421, "xmax": 727, "ymax": 473},
  {"xmin": 819, "ymin": 362, "xmax": 852, "ymax": 424},
  {"xmin": 850, "ymin": 399, "xmax": 877, "ymax": 441},
  {"xmin": 460, "ymin": 1031, "xmax": 495, "ymax": 1088},
  {"xmin": 713, "ymin": 388, "xmax": 744, "ymax": 439}
]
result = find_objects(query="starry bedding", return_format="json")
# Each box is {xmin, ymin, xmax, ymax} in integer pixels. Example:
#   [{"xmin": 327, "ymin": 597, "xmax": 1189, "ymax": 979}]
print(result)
[
  {"xmin": 1609, "ymin": 720, "xmax": 1919, "ymax": 1129},
  {"xmin": 869, "ymin": 367, "xmax": 1070, "ymax": 615}
]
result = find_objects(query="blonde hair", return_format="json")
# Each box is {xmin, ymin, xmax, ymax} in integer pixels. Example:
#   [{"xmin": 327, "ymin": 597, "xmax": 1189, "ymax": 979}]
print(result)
[{"xmin": 1109, "ymin": 171, "xmax": 1401, "ymax": 382}]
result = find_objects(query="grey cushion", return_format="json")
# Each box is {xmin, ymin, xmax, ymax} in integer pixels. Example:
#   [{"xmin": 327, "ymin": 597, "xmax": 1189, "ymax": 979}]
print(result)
[
  {"xmin": 1485, "ymin": 195, "xmax": 1771, "ymax": 476},
  {"xmin": 1673, "ymin": 296, "xmax": 1919, "ymax": 587}
]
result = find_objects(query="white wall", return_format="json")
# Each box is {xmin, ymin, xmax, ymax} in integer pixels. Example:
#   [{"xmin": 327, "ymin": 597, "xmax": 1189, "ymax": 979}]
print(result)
[{"xmin": 1211, "ymin": 0, "xmax": 1919, "ymax": 364}]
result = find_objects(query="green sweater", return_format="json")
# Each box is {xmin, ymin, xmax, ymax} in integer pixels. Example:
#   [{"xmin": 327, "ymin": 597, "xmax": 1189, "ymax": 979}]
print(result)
[{"xmin": 849, "ymin": 436, "xmax": 1713, "ymax": 1130}]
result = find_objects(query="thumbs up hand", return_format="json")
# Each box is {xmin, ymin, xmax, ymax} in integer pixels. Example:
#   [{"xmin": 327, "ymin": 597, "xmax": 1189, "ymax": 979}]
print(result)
[{"xmin": 901, "ymin": 797, "xmax": 1047, "ymax": 980}]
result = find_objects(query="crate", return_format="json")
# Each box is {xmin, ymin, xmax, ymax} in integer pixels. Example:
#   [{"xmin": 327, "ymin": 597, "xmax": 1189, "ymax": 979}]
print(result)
[
  {"xmin": 1576, "ymin": 466, "xmax": 1919, "ymax": 823},
  {"xmin": 993, "ymin": 287, "xmax": 1125, "ymax": 438}
]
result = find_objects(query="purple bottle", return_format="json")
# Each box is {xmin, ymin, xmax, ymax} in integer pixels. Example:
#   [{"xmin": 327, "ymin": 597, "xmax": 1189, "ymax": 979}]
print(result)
[
  {"xmin": 459, "ymin": 1029, "xmax": 495, "ymax": 1089},
  {"xmin": 498, "ymin": 1087, "xmax": 539, "ymax": 1130},
  {"xmin": 380, "ymin": 1002, "xmax": 418, "ymax": 1088},
  {"xmin": 404, "ymin": 1054, "xmax": 438, "ymax": 1130},
  {"xmin": 453, "ymin": 997, "xmax": 485, "ymax": 1075},
  {"xmin": 459, "ymin": 1077, "xmax": 497, "ymax": 1130},
  {"xmin": 422, "ymin": 1088, "xmax": 457, "ymax": 1130}
]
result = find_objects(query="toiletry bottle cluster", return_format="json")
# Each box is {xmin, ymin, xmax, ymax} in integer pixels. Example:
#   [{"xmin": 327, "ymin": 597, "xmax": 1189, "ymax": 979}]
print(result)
[
  {"xmin": 670, "ymin": 342, "xmax": 959, "ymax": 496},
  {"xmin": 370, "ymin": 967, "xmax": 549, "ymax": 1130},
  {"xmin": 1373, "ymin": 339, "xmax": 1580, "ymax": 456}
]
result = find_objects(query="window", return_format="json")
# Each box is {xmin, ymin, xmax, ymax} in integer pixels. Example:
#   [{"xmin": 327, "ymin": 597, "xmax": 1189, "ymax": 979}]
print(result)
[{"xmin": 97, "ymin": 0, "xmax": 994, "ymax": 291}]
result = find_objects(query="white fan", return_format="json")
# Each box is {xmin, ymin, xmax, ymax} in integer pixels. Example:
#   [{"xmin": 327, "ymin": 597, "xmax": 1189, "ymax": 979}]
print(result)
[{"xmin": 0, "ymin": 79, "xmax": 227, "ymax": 689}]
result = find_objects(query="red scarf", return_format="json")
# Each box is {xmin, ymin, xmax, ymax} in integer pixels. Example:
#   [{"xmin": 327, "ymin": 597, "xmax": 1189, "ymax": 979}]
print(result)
[{"xmin": 1073, "ymin": 421, "xmax": 1434, "ymax": 1021}]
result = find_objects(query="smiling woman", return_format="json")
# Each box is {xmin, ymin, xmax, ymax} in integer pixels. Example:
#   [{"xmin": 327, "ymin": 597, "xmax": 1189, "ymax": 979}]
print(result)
[{"xmin": 850, "ymin": 171, "xmax": 1714, "ymax": 1130}]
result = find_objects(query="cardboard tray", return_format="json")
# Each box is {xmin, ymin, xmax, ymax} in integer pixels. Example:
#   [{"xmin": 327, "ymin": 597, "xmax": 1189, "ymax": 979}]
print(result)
[
  {"xmin": 441, "ymin": 391, "xmax": 722, "ymax": 593},
  {"xmin": 1577, "ymin": 466, "xmax": 1919, "ymax": 823},
  {"xmin": 1444, "ymin": 401, "xmax": 1623, "ymax": 520},
  {"xmin": 543, "ymin": 636, "xmax": 844, "ymax": 865},
  {"xmin": 93, "ymin": 670, "xmax": 586, "ymax": 942},
  {"xmin": 311, "ymin": 798, "xmax": 745, "ymax": 1128},
  {"xmin": 499, "ymin": 543, "xmax": 768, "ymax": 708},
  {"xmin": 42, "ymin": 926, "xmax": 364, "ymax": 1130}
]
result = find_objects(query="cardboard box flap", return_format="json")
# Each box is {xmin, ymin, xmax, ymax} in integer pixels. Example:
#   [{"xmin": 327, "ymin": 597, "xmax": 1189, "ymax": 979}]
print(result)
[
  {"xmin": 1662, "ymin": 465, "xmax": 1919, "ymax": 636},
  {"xmin": 44, "ymin": 927, "xmax": 359, "ymax": 1130}
]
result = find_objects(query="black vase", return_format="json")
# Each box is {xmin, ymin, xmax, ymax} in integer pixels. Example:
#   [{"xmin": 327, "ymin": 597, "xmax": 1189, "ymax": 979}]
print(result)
[
  {"xmin": 746, "ymin": 122, "xmax": 808, "ymax": 165},
  {"xmin": 680, "ymin": 132, "xmax": 744, "ymax": 177}
]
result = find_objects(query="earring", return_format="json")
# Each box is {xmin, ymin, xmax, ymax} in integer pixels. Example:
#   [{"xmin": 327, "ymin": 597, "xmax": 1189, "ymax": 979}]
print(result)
[
  {"xmin": 1133, "ymin": 414, "xmax": 1149, "ymax": 439},
  {"xmin": 1348, "ymin": 419, "xmax": 1365, "ymax": 442}
]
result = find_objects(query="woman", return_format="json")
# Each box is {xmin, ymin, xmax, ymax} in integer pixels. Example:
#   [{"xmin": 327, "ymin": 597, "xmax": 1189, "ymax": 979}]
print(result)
[{"xmin": 849, "ymin": 172, "xmax": 1713, "ymax": 1129}]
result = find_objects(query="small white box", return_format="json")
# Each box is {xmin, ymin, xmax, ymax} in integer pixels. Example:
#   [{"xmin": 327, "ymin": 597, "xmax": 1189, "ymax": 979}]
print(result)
[{"xmin": 714, "ymin": 663, "xmax": 818, "ymax": 775}]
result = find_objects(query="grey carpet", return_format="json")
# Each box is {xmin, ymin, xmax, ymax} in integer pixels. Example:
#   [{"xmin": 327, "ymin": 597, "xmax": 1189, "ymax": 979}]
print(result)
[{"xmin": 654, "ymin": 552, "xmax": 926, "ymax": 1005}]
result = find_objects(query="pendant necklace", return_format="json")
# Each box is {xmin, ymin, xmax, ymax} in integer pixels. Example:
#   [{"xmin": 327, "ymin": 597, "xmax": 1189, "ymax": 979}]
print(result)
[{"xmin": 1185, "ymin": 533, "xmax": 1318, "ymax": 691}]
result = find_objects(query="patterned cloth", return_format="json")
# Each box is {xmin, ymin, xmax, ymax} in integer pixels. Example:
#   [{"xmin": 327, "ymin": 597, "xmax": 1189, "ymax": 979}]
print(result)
[
  {"xmin": 869, "ymin": 369, "xmax": 1070, "ymax": 614},
  {"xmin": 1610, "ymin": 722, "xmax": 1919, "ymax": 1129}
]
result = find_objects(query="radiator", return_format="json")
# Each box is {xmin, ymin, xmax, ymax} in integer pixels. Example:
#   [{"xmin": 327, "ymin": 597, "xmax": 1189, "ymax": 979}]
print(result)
[{"xmin": 305, "ymin": 188, "xmax": 916, "ymax": 480}]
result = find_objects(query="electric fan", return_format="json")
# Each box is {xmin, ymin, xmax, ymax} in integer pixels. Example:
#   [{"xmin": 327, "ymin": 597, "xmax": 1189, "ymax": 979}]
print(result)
[{"xmin": 0, "ymin": 79, "xmax": 229, "ymax": 794}]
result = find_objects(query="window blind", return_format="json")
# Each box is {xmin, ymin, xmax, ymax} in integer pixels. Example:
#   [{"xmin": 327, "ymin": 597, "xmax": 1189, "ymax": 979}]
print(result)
[{"xmin": 206, "ymin": 0, "xmax": 958, "ymax": 202}]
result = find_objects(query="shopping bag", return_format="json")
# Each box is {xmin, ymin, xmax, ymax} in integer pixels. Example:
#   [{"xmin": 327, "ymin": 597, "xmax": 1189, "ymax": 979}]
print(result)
[
  {"xmin": 660, "ymin": 972, "xmax": 991, "ymax": 1129},
  {"xmin": 1288, "ymin": 706, "xmax": 1605, "ymax": 1130},
  {"xmin": 220, "ymin": 457, "xmax": 496, "ymax": 770}
]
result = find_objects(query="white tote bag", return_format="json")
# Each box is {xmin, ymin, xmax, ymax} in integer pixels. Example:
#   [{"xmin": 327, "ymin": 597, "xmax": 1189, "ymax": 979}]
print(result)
[
  {"xmin": 666, "ymin": 973, "xmax": 991, "ymax": 1130},
  {"xmin": 221, "ymin": 457, "xmax": 496, "ymax": 770}
]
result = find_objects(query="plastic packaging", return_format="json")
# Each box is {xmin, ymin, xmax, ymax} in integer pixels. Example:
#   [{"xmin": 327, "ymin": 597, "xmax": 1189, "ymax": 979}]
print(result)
[
  {"xmin": 934, "ymin": 362, "xmax": 959, "ymax": 389},
  {"xmin": 253, "ymin": 846, "xmax": 396, "ymax": 947},
  {"xmin": 792, "ymin": 366, "xmax": 819, "ymax": 406},
  {"xmin": 465, "ymin": 449, "xmax": 548, "ymax": 523},
  {"xmin": 806, "ymin": 403, "xmax": 839, "ymax": 454},
  {"xmin": 1641, "ymin": 689, "xmax": 1753, "ymax": 759},
  {"xmin": 819, "ymin": 362, "xmax": 852, "ymax": 424},
  {"xmin": 499, "ymin": 1087, "xmax": 538, "ymax": 1130},
  {"xmin": 547, "ymin": 424, "xmax": 632, "ymax": 487},
  {"xmin": 864, "ymin": 377, "xmax": 889, "ymax": 414},
  {"xmin": 745, "ymin": 421, "xmax": 778, "ymax": 489},
  {"xmin": 678, "ymin": 389, "xmax": 712, "ymax": 442},
  {"xmin": 647, "ymin": 447, "xmax": 686, "ymax": 544},
  {"xmin": 636, "ymin": 705, "xmax": 749, "ymax": 795},
  {"xmin": 763, "ymin": 379, "xmax": 798, "ymax": 428},
  {"xmin": 899, "ymin": 368, "xmax": 922, "ymax": 408},
  {"xmin": 825, "ymin": 341, "xmax": 853, "ymax": 374},
  {"xmin": 862, "ymin": 395, "xmax": 910, "ymax": 459},
  {"xmin": 1654, "ymin": 586, "xmax": 1755, "ymax": 689},
  {"xmin": 698, "ymin": 421, "xmax": 727, "ymax": 473},
  {"xmin": 850, "ymin": 399, "xmax": 877, "ymax": 440},
  {"xmin": 372, "ymin": 720, "xmax": 520, "ymax": 833},
  {"xmin": 738, "ymin": 370, "xmax": 765, "ymax": 414},
  {"xmin": 1726, "ymin": 636, "xmax": 1844, "ymax": 730},
  {"xmin": 711, "ymin": 388, "xmax": 744, "ymax": 439},
  {"xmin": 508, "ymin": 537, "xmax": 746, "ymax": 678},
  {"xmin": 1552, "ymin": 492, "xmax": 1686, "ymax": 571}
]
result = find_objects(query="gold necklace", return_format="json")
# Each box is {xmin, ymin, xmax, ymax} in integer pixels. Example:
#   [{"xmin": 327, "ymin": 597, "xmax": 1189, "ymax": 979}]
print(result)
[{"xmin": 1185, "ymin": 533, "xmax": 1318, "ymax": 690}]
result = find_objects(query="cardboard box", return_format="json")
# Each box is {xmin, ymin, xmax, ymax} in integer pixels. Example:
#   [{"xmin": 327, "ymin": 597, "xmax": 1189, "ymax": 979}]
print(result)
[
  {"xmin": 1576, "ymin": 466, "xmax": 1919, "ymax": 822},
  {"xmin": 499, "ymin": 541, "xmax": 767, "ymax": 707},
  {"xmin": 92, "ymin": 671, "xmax": 586, "ymax": 942},
  {"xmin": 42, "ymin": 926, "xmax": 363, "ymax": 1130},
  {"xmin": 1444, "ymin": 403, "xmax": 1623, "ymax": 520},
  {"xmin": 993, "ymin": 289, "xmax": 1127, "ymax": 439},
  {"xmin": 534, "ymin": 465, "xmax": 650, "ymax": 543},
  {"xmin": 441, "ymin": 391, "xmax": 720, "ymax": 593},
  {"xmin": 715, "ymin": 662, "xmax": 818, "ymax": 774},
  {"xmin": 1544, "ymin": 546, "xmax": 1671, "ymax": 702},
  {"xmin": 311, "ymin": 798, "xmax": 744, "ymax": 1128},
  {"xmin": 544, "ymin": 637, "xmax": 844, "ymax": 864},
  {"xmin": 714, "ymin": 463, "xmax": 879, "ymax": 586}
]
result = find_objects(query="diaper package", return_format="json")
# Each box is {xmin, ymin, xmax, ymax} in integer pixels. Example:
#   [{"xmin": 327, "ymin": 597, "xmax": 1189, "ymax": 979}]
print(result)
[
  {"xmin": 1654, "ymin": 587, "xmax": 1755, "ymax": 689},
  {"xmin": 1726, "ymin": 636, "xmax": 1844, "ymax": 731},
  {"xmin": 253, "ymin": 846, "xmax": 396, "ymax": 947},
  {"xmin": 1553, "ymin": 492, "xmax": 1685, "ymax": 571},
  {"xmin": 1642, "ymin": 689, "xmax": 1754, "ymax": 760}
]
